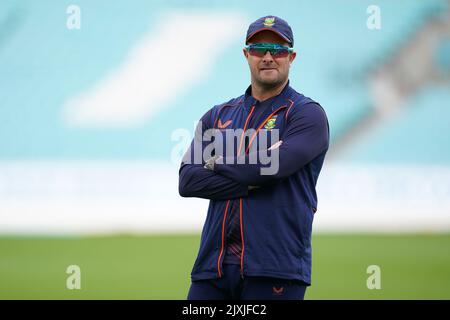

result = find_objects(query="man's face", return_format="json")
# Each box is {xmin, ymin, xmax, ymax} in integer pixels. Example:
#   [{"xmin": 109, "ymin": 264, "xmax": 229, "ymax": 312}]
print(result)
[{"xmin": 243, "ymin": 31, "xmax": 296, "ymax": 90}]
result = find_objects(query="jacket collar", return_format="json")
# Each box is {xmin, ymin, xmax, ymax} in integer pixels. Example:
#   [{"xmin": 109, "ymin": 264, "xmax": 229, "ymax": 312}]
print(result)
[{"xmin": 243, "ymin": 80, "xmax": 292, "ymax": 112}]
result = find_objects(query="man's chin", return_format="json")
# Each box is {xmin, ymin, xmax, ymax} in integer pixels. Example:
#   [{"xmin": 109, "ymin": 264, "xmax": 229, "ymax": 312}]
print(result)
[{"xmin": 258, "ymin": 78, "xmax": 283, "ymax": 88}]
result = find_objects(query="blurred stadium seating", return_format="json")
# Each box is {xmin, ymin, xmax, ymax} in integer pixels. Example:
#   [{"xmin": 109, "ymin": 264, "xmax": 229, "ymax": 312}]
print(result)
[
  {"xmin": 1, "ymin": 0, "xmax": 449, "ymax": 233},
  {"xmin": 341, "ymin": 86, "xmax": 450, "ymax": 163},
  {"xmin": 0, "ymin": 0, "xmax": 448, "ymax": 159}
]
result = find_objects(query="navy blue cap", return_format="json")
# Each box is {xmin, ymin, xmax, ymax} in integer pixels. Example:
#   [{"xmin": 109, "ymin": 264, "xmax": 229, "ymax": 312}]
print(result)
[{"xmin": 246, "ymin": 16, "xmax": 294, "ymax": 47}]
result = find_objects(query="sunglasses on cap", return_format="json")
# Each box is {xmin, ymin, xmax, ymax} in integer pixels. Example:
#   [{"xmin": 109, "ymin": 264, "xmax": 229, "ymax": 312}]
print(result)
[{"xmin": 245, "ymin": 43, "xmax": 293, "ymax": 58}]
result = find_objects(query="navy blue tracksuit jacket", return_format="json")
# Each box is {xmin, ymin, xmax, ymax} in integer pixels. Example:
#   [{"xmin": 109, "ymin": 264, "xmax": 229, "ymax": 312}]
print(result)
[{"xmin": 179, "ymin": 82, "xmax": 329, "ymax": 285}]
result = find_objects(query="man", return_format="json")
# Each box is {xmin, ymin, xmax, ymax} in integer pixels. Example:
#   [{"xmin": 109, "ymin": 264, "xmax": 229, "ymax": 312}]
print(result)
[{"xmin": 179, "ymin": 15, "xmax": 329, "ymax": 300}]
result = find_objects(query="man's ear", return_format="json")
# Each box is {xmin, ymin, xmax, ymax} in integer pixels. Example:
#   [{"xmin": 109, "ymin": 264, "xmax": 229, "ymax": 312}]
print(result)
[
  {"xmin": 243, "ymin": 48, "xmax": 249, "ymax": 59},
  {"xmin": 289, "ymin": 51, "xmax": 297, "ymax": 65}
]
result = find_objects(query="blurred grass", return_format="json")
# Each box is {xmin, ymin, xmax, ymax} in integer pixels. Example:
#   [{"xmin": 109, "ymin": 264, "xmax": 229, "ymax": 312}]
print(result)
[{"xmin": 0, "ymin": 233, "xmax": 449, "ymax": 299}]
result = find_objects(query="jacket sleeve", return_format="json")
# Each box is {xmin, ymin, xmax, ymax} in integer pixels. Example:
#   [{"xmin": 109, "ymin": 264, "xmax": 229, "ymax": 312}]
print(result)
[
  {"xmin": 214, "ymin": 102, "xmax": 329, "ymax": 186},
  {"xmin": 178, "ymin": 109, "xmax": 249, "ymax": 200}
]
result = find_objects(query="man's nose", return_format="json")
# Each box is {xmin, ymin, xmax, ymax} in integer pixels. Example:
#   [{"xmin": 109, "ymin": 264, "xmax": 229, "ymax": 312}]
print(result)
[{"xmin": 262, "ymin": 51, "xmax": 274, "ymax": 63}]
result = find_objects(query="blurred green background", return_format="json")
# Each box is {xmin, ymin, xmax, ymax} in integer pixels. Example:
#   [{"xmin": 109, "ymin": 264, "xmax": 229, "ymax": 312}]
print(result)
[{"xmin": 1, "ymin": 234, "xmax": 449, "ymax": 299}]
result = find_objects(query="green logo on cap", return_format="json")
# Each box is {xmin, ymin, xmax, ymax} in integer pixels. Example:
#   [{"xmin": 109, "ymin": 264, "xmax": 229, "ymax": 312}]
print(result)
[{"xmin": 263, "ymin": 17, "xmax": 275, "ymax": 27}]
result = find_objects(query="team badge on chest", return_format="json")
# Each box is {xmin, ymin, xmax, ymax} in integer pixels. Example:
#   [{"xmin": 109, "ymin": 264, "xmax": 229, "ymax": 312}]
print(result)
[{"xmin": 264, "ymin": 115, "xmax": 278, "ymax": 130}]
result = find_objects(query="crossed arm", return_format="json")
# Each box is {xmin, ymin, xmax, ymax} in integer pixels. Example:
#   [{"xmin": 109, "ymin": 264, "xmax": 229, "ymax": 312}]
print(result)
[
  {"xmin": 214, "ymin": 103, "xmax": 329, "ymax": 186},
  {"xmin": 178, "ymin": 103, "xmax": 329, "ymax": 200},
  {"xmin": 178, "ymin": 110, "xmax": 248, "ymax": 200},
  {"xmin": 178, "ymin": 163, "xmax": 249, "ymax": 200}
]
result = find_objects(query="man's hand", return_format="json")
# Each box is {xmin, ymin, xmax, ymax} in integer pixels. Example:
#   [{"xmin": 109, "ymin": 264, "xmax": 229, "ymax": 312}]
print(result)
[
  {"xmin": 204, "ymin": 155, "xmax": 222, "ymax": 171},
  {"xmin": 247, "ymin": 141, "xmax": 283, "ymax": 191},
  {"xmin": 268, "ymin": 140, "xmax": 283, "ymax": 150}
]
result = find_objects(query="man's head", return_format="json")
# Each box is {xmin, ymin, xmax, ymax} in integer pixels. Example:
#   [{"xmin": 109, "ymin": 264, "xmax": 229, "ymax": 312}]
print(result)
[{"xmin": 243, "ymin": 16, "xmax": 296, "ymax": 90}]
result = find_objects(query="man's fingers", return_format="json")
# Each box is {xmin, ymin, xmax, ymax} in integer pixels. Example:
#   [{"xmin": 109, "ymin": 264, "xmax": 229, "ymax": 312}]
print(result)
[{"xmin": 268, "ymin": 140, "xmax": 283, "ymax": 150}]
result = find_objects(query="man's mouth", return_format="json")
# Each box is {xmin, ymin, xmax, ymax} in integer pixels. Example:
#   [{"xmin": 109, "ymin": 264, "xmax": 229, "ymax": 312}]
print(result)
[{"xmin": 260, "ymin": 67, "xmax": 277, "ymax": 71}]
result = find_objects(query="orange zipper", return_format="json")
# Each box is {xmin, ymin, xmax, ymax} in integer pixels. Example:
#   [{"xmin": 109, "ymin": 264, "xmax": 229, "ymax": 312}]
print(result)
[
  {"xmin": 245, "ymin": 105, "xmax": 287, "ymax": 154},
  {"xmin": 217, "ymin": 106, "xmax": 255, "ymax": 278},
  {"xmin": 217, "ymin": 103, "xmax": 288, "ymax": 278},
  {"xmin": 217, "ymin": 200, "xmax": 230, "ymax": 278},
  {"xmin": 237, "ymin": 106, "xmax": 255, "ymax": 156},
  {"xmin": 239, "ymin": 105, "xmax": 289, "ymax": 277},
  {"xmin": 239, "ymin": 198, "xmax": 245, "ymax": 277}
]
